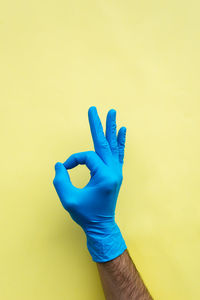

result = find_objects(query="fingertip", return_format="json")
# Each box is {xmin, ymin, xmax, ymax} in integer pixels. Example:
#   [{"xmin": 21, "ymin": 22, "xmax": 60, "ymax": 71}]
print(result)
[
  {"xmin": 120, "ymin": 126, "xmax": 127, "ymax": 136},
  {"xmin": 88, "ymin": 106, "xmax": 97, "ymax": 115},
  {"xmin": 107, "ymin": 109, "xmax": 116, "ymax": 121},
  {"xmin": 109, "ymin": 108, "xmax": 116, "ymax": 115},
  {"xmin": 63, "ymin": 155, "xmax": 74, "ymax": 169},
  {"xmin": 54, "ymin": 162, "xmax": 63, "ymax": 170},
  {"xmin": 117, "ymin": 126, "xmax": 127, "ymax": 146}
]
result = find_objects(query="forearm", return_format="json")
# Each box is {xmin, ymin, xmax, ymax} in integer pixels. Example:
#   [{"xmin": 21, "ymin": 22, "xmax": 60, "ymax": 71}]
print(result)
[
  {"xmin": 53, "ymin": 107, "xmax": 152, "ymax": 298},
  {"xmin": 97, "ymin": 249, "xmax": 153, "ymax": 300}
]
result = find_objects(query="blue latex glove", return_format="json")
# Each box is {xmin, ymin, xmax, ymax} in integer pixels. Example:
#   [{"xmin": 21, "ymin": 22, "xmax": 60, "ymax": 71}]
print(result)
[{"xmin": 53, "ymin": 106, "xmax": 127, "ymax": 262}]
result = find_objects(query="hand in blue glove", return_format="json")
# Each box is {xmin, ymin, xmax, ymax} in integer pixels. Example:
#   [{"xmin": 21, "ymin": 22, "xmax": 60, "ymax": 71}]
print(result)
[{"xmin": 53, "ymin": 106, "xmax": 127, "ymax": 262}]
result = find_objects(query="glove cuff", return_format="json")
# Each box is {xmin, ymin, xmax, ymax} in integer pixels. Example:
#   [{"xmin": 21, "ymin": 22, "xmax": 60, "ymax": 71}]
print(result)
[{"xmin": 85, "ymin": 222, "xmax": 127, "ymax": 263}]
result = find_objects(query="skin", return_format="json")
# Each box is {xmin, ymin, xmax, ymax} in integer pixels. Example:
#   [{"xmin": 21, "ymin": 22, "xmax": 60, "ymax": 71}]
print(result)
[
  {"xmin": 97, "ymin": 249, "xmax": 153, "ymax": 300},
  {"xmin": 54, "ymin": 106, "xmax": 153, "ymax": 299},
  {"xmin": 96, "ymin": 108, "xmax": 153, "ymax": 299}
]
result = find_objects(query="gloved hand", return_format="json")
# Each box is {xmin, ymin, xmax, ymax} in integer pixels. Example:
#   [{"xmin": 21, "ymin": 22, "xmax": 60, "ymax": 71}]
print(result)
[{"xmin": 53, "ymin": 106, "xmax": 127, "ymax": 262}]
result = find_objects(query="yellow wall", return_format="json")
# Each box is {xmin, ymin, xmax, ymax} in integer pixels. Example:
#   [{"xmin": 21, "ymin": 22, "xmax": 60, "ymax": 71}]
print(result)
[{"xmin": 1, "ymin": 1, "xmax": 200, "ymax": 299}]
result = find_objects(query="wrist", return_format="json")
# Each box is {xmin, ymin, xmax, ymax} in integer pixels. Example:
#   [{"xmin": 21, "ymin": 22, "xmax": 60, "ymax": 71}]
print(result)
[{"xmin": 84, "ymin": 222, "xmax": 127, "ymax": 263}]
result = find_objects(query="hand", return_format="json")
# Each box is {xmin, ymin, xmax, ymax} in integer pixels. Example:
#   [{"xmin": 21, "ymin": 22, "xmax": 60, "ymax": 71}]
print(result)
[{"xmin": 53, "ymin": 106, "xmax": 127, "ymax": 262}]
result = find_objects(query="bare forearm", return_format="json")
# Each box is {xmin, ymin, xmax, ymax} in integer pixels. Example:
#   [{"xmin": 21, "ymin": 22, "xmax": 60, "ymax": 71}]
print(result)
[{"xmin": 97, "ymin": 249, "xmax": 153, "ymax": 300}]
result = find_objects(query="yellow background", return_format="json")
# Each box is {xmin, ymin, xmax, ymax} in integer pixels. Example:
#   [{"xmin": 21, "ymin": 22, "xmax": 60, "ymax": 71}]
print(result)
[{"xmin": 1, "ymin": 1, "xmax": 200, "ymax": 299}]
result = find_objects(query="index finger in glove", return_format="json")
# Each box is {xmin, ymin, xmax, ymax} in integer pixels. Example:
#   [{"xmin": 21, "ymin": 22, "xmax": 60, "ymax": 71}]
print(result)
[{"xmin": 63, "ymin": 151, "xmax": 104, "ymax": 175}]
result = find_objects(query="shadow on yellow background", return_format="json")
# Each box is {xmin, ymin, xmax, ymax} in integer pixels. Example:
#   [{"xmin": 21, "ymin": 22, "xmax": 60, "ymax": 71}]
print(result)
[{"xmin": 0, "ymin": 1, "xmax": 200, "ymax": 299}]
